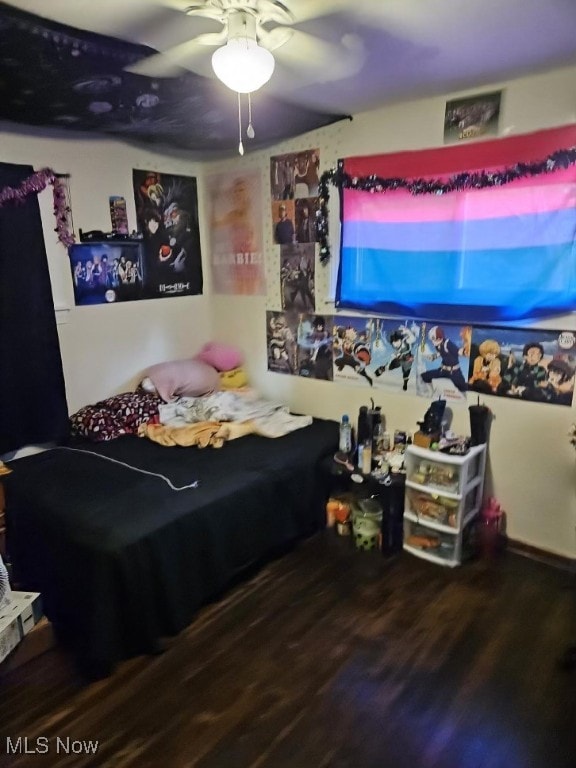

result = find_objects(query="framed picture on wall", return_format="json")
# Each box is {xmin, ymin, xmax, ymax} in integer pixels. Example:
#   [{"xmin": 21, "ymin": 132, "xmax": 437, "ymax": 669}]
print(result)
[
  {"xmin": 69, "ymin": 242, "xmax": 145, "ymax": 305},
  {"xmin": 444, "ymin": 90, "xmax": 502, "ymax": 143}
]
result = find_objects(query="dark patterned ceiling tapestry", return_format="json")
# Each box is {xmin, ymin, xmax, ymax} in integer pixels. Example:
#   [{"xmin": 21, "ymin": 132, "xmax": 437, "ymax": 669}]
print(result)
[{"xmin": 0, "ymin": 2, "xmax": 348, "ymax": 155}]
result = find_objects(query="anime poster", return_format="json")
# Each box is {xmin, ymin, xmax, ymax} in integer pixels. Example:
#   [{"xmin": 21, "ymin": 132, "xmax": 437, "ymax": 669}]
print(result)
[
  {"xmin": 280, "ymin": 243, "xmax": 315, "ymax": 312},
  {"xmin": 332, "ymin": 315, "xmax": 376, "ymax": 388},
  {"xmin": 330, "ymin": 317, "xmax": 472, "ymax": 398},
  {"xmin": 468, "ymin": 326, "xmax": 576, "ymax": 406},
  {"xmin": 266, "ymin": 311, "xmax": 299, "ymax": 375},
  {"xmin": 332, "ymin": 316, "xmax": 426, "ymax": 393},
  {"xmin": 295, "ymin": 314, "xmax": 333, "ymax": 380},
  {"xmin": 206, "ymin": 170, "xmax": 265, "ymax": 295},
  {"xmin": 367, "ymin": 318, "xmax": 423, "ymax": 393},
  {"xmin": 415, "ymin": 322, "xmax": 472, "ymax": 403},
  {"xmin": 132, "ymin": 169, "xmax": 202, "ymax": 299},
  {"xmin": 69, "ymin": 242, "xmax": 145, "ymax": 305}
]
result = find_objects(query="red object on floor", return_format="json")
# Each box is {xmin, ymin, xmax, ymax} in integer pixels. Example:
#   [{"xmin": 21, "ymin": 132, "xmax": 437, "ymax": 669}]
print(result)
[{"xmin": 479, "ymin": 497, "xmax": 505, "ymax": 559}]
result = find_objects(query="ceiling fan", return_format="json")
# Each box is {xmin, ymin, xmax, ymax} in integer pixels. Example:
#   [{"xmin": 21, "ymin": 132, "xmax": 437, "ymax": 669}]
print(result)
[
  {"xmin": 125, "ymin": 0, "xmax": 364, "ymax": 153},
  {"xmin": 126, "ymin": 0, "xmax": 363, "ymax": 87}
]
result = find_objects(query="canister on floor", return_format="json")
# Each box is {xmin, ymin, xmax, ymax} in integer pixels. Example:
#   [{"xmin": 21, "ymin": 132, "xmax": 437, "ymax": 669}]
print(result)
[{"xmin": 352, "ymin": 497, "xmax": 383, "ymax": 551}]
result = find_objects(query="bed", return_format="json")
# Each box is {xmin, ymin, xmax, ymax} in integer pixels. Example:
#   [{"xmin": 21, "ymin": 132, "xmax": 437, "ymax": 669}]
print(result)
[{"xmin": 4, "ymin": 418, "xmax": 338, "ymax": 678}]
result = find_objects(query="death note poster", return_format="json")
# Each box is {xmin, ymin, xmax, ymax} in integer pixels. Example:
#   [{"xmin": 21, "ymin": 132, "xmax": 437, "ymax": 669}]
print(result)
[{"xmin": 133, "ymin": 169, "xmax": 203, "ymax": 299}]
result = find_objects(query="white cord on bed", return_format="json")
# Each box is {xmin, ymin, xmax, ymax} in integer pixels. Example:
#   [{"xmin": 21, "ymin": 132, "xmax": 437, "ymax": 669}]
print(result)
[{"xmin": 53, "ymin": 446, "xmax": 199, "ymax": 491}]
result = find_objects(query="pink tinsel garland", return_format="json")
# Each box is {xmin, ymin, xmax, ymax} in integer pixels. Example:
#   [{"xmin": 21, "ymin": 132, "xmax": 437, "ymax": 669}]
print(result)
[{"xmin": 0, "ymin": 167, "xmax": 75, "ymax": 247}]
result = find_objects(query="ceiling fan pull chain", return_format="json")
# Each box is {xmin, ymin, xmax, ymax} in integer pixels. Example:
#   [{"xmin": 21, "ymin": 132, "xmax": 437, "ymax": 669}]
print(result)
[
  {"xmin": 238, "ymin": 91, "xmax": 244, "ymax": 155},
  {"xmin": 247, "ymin": 93, "xmax": 255, "ymax": 139}
]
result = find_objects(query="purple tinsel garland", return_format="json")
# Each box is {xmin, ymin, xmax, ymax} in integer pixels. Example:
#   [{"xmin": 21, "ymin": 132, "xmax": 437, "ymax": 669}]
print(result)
[
  {"xmin": 0, "ymin": 167, "xmax": 75, "ymax": 247},
  {"xmin": 316, "ymin": 145, "xmax": 576, "ymax": 264}
]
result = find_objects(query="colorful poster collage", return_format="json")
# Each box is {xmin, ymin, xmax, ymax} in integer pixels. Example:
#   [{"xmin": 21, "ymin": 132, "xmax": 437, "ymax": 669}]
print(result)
[
  {"xmin": 271, "ymin": 149, "xmax": 320, "ymax": 315},
  {"xmin": 265, "ymin": 312, "xmax": 576, "ymax": 407}
]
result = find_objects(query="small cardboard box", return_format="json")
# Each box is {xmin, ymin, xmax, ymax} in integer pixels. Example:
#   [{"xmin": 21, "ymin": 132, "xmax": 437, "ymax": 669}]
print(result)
[
  {"xmin": 9, "ymin": 592, "xmax": 43, "ymax": 636},
  {"xmin": 413, "ymin": 430, "xmax": 440, "ymax": 449},
  {"xmin": 0, "ymin": 614, "xmax": 21, "ymax": 664},
  {"xmin": 0, "ymin": 592, "xmax": 46, "ymax": 669},
  {"xmin": 0, "ymin": 598, "xmax": 23, "ymax": 626},
  {"xmin": 1, "ymin": 617, "xmax": 54, "ymax": 671}
]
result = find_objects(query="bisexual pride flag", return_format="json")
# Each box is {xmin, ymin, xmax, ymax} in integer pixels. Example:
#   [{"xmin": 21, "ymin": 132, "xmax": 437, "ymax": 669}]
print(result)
[{"xmin": 336, "ymin": 125, "xmax": 576, "ymax": 322}]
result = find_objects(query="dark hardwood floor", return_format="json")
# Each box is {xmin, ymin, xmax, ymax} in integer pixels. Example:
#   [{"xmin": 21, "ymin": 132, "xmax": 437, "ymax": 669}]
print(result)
[{"xmin": 1, "ymin": 532, "xmax": 575, "ymax": 768}]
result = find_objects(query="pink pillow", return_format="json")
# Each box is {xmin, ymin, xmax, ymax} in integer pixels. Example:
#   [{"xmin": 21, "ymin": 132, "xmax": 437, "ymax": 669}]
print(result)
[
  {"xmin": 143, "ymin": 358, "xmax": 220, "ymax": 402},
  {"xmin": 195, "ymin": 342, "xmax": 243, "ymax": 372}
]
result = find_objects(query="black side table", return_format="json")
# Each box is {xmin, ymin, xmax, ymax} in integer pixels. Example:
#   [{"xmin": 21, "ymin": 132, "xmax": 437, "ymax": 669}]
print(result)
[{"xmin": 320, "ymin": 456, "xmax": 405, "ymax": 556}]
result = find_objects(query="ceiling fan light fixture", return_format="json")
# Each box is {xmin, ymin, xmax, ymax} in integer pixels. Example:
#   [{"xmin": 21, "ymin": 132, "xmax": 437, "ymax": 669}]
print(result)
[{"xmin": 211, "ymin": 38, "xmax": 275, "ymax": 94}]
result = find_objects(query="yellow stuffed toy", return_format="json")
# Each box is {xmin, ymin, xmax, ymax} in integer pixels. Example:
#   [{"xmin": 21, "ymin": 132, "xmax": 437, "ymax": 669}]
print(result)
[{"xmin": 219, "ymin": 366, "xmax": 248, "ymax": 390}]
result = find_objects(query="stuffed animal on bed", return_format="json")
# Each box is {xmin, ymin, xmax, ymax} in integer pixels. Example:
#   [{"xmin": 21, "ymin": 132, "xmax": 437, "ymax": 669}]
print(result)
[
  {"xmin": 196, "ymin": 342, "xmax": 248, "ymax": 391},
  {"xmin": 218, "ymin": 366, "xmax": 248, "ymax": 390},
  {"xmin": 195, "ymin": 341, "xmax": 243, "ymax": 372}
]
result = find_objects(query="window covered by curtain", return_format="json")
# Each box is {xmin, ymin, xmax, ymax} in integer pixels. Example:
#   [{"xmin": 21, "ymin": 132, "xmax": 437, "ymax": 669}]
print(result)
[
  {"xmin": 0, "ymin": 162, "xmax": 69, "ymax": 455},
  {"xmin": 336, "ymin": 125, "xmax": 576, "ymax": 323}
]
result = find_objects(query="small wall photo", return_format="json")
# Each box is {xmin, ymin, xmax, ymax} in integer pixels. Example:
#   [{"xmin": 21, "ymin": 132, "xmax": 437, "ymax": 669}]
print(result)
[
  {"xmin": 444, "ymin": 90, "xmax": 502, "ymax": 143},
  {"xmin": 272, "ymin": 199, "xmax": 296, "ymax": 245}
]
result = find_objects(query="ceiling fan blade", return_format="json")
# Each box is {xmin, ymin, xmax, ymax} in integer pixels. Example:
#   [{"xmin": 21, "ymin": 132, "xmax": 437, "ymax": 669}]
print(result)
[
  {"xmin": 125, "ymin": 31, "xmax": 227, "ymax": 78},
  {"xmin": 149, "ymin": 0, "xmax": 224, "ymax": 14},
  {"xmin": 183, "ymin": 6, "xmax": 228, "ymax": 23},
  {"xmin": 257, "ymin": 26, "xmax": 294, "ymax": 52},
  {"xmin": 284, "ymin": 0, "xmax": 352, "ymax": 23},
  {"xmin": 272, "ymin": 28, "xmax": 365, "ymax": 80},
  {"xmin": 255, "ymin": 0, "xmax": 294, "ymax": 25},
  {"xmin": 285, "ymin": 0, "xmax": 417, "ymax": 34}
]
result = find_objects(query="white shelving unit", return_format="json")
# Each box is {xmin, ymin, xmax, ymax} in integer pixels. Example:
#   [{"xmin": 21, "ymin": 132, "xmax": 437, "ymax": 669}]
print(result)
[{"xmin": 403, "ymin": 443, "xmax": 486, "ymax": 567}]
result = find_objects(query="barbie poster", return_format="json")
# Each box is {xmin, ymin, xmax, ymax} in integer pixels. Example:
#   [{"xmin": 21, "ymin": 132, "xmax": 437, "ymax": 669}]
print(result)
[{"xmin": 206, "ymin": 170, "xmax": 265, "ymax": 295}]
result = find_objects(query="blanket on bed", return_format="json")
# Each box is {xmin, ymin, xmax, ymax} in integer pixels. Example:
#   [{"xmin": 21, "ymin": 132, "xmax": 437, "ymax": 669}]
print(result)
[
  {"xmin": 137, "ymin": 419, "xmax": 255, "ymax": 447},
  {"xmin": 71, "ymin": 389, "xmax": 312, "ymax": 443},
  {"xmin": 5, "ymin": 419, "xmax": 339, "ymax": 677},
  {"xmin": 158, "ymin": 390, "xmax": 313, "ymax": 437}
]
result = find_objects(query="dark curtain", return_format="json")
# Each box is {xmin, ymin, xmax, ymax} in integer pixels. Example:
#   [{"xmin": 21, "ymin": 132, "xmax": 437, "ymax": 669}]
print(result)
[{"xmin": 0, "ymin": 162, "xmax": 69, "ymax": 455}]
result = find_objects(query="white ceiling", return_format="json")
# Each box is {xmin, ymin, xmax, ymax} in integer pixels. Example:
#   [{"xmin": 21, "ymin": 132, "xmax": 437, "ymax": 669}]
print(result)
[{"xmin": 6, "ymin": 0, "xmax": 576, "ymax": 116}]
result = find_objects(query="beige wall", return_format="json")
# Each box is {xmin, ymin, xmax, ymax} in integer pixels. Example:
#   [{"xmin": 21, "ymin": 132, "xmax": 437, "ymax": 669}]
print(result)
[
  {"xmin": 207, "ymin": 64, "xmax": 576, "ymax": 558},
  {"xmin": 0, "ymin": 65, "xmax": 574, "ymax": 557},
  {"xmin": 0, "ymin": 127, "xmax": 214, "ymax": 414}
]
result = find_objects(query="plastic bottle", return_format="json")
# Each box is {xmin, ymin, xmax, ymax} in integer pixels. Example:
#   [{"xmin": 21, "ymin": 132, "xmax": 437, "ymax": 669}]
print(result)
[
  {"xmin": 339, "ymin": 414, "xmax": 352, "ymax": 454},
  {"xmin": 361, "ymin": 439, "xmax": 372, "ymax": 474},
  {"xmin": 382, "ymin": 430, "xmax": 392, "ymax": 452}
]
